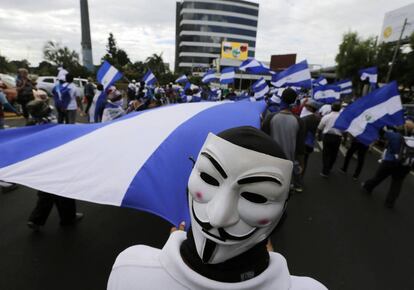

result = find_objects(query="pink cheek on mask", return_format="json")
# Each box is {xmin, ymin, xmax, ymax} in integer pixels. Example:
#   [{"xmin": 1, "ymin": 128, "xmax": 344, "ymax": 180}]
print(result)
[
  {"xmin": 195, "ymin": 192, "xmax": 203, "ymax": 200},
  {"xmin": 258, "ymin": 219, "xmax": 270, "ymax": 225}
]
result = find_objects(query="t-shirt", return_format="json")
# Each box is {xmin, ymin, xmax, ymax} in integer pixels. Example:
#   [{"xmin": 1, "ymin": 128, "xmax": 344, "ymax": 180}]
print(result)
[
  {"xmin": 318, "ymin": 112, "xmax": 342, "ymax": 136},
  {"xmin": 108, "ymin": 231, "xmax": 327, "ymax": 290},
  {"xmin": 64, "ymin": 83, "xmax": 80, "ymax": 110}
]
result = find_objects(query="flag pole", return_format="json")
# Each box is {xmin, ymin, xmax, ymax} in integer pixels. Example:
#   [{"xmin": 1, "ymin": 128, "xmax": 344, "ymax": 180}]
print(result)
[
  {"xmin": 386, "ymin": 18, "xmax": 408, "ymax": 83},
  {"xmin": 239, "ymin": 70, "xmax": 243, "ymax": 91}
]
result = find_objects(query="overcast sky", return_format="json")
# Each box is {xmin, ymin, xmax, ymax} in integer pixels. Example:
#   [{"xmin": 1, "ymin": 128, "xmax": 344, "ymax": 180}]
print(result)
[{"xmin": 0, "ymin": 0, "xmax": 412, "ymax": 70}]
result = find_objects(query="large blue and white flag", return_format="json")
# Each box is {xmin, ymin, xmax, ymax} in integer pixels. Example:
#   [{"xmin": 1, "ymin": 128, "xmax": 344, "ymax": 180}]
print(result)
[
  {"xmin": 251, "ymin": 77, "xmax": 269, "ymax": 100},
  {"xmin": 359, "ymin": 67, "xmax": 378, "ymax": 84},
  {"xmin": 313, "ymin": 76, "xmax": 328, "ymax": 87},
  {"xmin": 313, "ymin": 85, "xmax": 341, "ymax": 104},
  {"xmin": 334, "ymin": 81, "xmax": 404, "ymax": 145},
  {"xmin": 220, "ymin": 67, "xmax": 235, "ymax": 84},
  {"xmin": 271, "ymin": 60, "xmax": 312, "ymax": 89},
  {"xmin": 97, "ymin": 61, "xmax": 123, "ymax": 90},
  {"xmin": 239, "ymin": 58, "xmax": 270, "ymax": 74},
  {"xmin": 175, "ymin": 75, "xmax": 188, "ymax": 84},
  {"xmin": 202, "ymin": 69, "xmax": 218, "ymax": 84},
  {"xmin": 142, "ymin": 69, "xmax": 157, "ymax": 86},
  {"xmin": 0, "ymin": 101, "xmax": 266, "ymax": 227},
  {"xmin": 334, "ymin": 79, "xmax": 353, "ymax": 95}
]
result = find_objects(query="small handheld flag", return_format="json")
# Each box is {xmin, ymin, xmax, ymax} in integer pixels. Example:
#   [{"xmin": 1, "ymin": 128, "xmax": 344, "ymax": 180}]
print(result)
[
  {"xmin": 220, "ymin": 67, "xmax": 235, "ymax": 84},
  {"xmin": 313, "ymin": 85, "xmax": 341, "ymax": 104},
  {"xmin": 97, "ymin": 61, "xmax": 123, "ymax": 90},
  {"xmin": 271, "ymin": 60, "xmax": 311, "ymax": 89},
  {"xmin": 142, "ymin": 69, "xmax": 157, "ymax": 87}
]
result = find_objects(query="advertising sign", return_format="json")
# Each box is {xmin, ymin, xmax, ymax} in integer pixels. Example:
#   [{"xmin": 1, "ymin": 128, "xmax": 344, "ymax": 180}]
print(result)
[
  {"xmin": 380, "ymin": 3, "xmax": 414, "ymax": 43},
  {"xmin": 221, "ymin": 42, "xmax": 249, "ymax": 60}
]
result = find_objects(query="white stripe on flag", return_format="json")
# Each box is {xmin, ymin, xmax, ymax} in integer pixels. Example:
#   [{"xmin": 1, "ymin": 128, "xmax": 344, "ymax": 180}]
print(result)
[
  {"xmin": 347, "ymin": 95, "xmax": 402, "ymax": 137},
  {"xmin": 101, "ymin": 66, "xmax": 119, "ymax": 90},
  {"xmin": 272, "ymin": 68, "xmax": 310, "ymax": 87},
  {"xmin": 0, "ymin": 102, "xmax": 221, "ymax": 206}
]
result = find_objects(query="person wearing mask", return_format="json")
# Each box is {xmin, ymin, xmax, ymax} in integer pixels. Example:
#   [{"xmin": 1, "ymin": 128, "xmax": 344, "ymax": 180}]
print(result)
[
  {"xmin": 318, "ymin": 102, "xmax": 343, "ymax": 178},
  {"xmin": 107, "ymin": 127, "xmax": 327, "ymax": 290},
  {"xmin": 127, "ymin": 80, "xmax": 138, "ymax": 104},
  {"xmin": 362, "ymin": 119, "xmax": 414, "ymax": 208},
  {"xmin": 262, "ymin": 88, "xmax": 306, "ymax": 193},
  {"xmin": 102, "ymin": 88, "xmax": 125, "ymax": 122},
  {"xmin": 0, "ymin": 80, "xmax": 20, "ymax": 129}
]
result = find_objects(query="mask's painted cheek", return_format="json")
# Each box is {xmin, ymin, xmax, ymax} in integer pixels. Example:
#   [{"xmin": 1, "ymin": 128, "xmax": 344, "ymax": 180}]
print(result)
[
  {"xmin": 195, "ymin": 191, "xmax": 203, "ymax": 201},
  {"xmin": 258, "ymin": 219, "xmax": 270, "ymax": 225}
]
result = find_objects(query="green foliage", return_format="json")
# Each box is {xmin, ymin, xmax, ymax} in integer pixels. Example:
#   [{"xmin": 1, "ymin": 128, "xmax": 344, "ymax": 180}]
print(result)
[
  {"xmin": 102, "ymin": 33, "xmax": 131, "ymax": 68},
  {"xmin": 336, "ymin": 31, "xmax": 414, "ymax": 88}
]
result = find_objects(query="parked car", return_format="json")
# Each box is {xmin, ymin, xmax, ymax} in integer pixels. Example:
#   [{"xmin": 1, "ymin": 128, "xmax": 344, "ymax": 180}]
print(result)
[{"xmin": 36, "ymin": 76, "xmax": 90, "ymax": 98}]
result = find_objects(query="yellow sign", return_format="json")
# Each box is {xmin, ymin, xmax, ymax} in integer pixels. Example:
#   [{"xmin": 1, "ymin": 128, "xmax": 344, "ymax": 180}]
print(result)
[
  {"xmin": 383, "ymin": 26, "xmax": 393, "ymax": 39},
  {"xmin": 221, "ymin": 42, "xmax": 249, "ymax": 60}
]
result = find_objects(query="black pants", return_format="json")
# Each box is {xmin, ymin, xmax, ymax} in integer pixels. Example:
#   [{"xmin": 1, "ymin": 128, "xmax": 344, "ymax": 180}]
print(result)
[
  {"xmin": 29, "ymin": 191, "xmax": 76, "ymax": 225},
  {"xmin": 84, "ymin": 95, "xmax": 93, "ymax": 114},
  {"xmin": 322, "ymin": 134, "xmax": 342, "ymax": 175},
  {"xmin": 341, "ymin": 140, "xmax": 369, "ymax": 178},
  {"xmin": 303, "ymin": 145, "xmax": 314, "ymax": 176},
  {"xmin": 364, "ymin": 161, "xmax": 411, "ymax": 205}
]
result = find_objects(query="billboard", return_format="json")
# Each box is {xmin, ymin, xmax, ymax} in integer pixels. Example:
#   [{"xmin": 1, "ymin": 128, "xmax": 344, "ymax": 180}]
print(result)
[
  {"xmin": 270, "ymin": 54, "xmax": 297, "ymax": 72},
  {"xmin": 221, "ymin": 41, "xmax": 249, "ymax": 60},
  {"xmin": 380, "ymin": 3, "xmax": 414, "ymax": 43}
]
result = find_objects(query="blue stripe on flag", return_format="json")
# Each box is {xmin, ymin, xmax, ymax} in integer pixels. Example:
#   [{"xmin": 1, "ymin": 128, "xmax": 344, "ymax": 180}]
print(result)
[{"xmin": 121, "ymin": 101, "xmax": 266, "ymax": 226}]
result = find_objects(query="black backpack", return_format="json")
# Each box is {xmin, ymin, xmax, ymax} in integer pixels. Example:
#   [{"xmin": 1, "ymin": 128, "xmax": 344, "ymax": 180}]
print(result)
[{"xmin": 398, "ymin": 136, "xmax": 414, "ymax": 166}]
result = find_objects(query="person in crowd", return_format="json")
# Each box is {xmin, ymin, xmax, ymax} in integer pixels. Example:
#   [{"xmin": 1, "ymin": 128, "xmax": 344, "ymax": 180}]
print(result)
[
  {"xmin": 165, "ymin": 83, "xmax": 177, "ymax": 104},
  {"xmin": 262, "ymin": 88, "xmax": 306, "ymax": 193},
  {"xmin": 0, "ymin": 80, "xmax": 20, "ymax": 129},
  {"xmin": 319, "ymin": 103, "xmax": 332, "ymax": 117},
  {"xmin": 83, "ymin": 77, "xmax": 96, "ymax": 115},
  {"xmin": 362, "ymin": 119, "xmax": 414, "ymax": 208},
  {"xmin": 102, "ymin": 88, "xmax": 125, "ymax": 122},
  {"xmin": 52, "ymin": 73, "xmax": 81, "ymax": 124},
  {"xmin": 107, "ymin": 126, "xmax": 327, "ymax": 290},
  {"xmin": 339, "ymin": 137, "xmax": 369, "ymax": 180},
  {"xmin": 16, "ymin": 68, "xmax": 34, "ymax": 120},
  {"xmin": 89, "ymin": 84, "xmax": 104, "ymax": 123},
  {"xmin": 301, "ymin": 100, "xmax": 321, "ymax": 176},
  {"xmin": 127, "ymin": 80, "xmax": 138, "ymax": 104},
  {"xmin": 318, "ymin": 102, "xmax": 343, "ymax": 178}
]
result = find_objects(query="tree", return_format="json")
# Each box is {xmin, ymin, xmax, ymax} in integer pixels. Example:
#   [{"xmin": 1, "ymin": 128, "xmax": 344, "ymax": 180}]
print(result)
[
  {"xmin": 0, "ymin": 54, "xmax": 13, "ymax": 73},
  {"xmin": 102, "ymin": 33, "xmax": 130, "ymax": 67},
  {"xmin": 145, "ymin": 53, "xmax": 166, "ymax": 76}
]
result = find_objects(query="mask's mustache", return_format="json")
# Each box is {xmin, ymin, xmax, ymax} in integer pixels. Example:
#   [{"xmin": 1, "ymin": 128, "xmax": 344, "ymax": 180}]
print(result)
[{"xmin": 191, "ymin": 201, "xmax": 258, "ymax": 242}]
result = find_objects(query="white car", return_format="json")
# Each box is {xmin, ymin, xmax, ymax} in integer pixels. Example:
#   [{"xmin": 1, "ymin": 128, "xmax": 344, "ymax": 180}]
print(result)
[{"xmin": 36, "ymin": 76, "xmax": 89, "ymax": 97}]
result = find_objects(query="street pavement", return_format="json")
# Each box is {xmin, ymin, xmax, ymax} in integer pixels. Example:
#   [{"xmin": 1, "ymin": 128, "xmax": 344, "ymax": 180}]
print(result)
[{"xmin": 1, "ymin": 119, "xmax": 414, "ymax": 290}]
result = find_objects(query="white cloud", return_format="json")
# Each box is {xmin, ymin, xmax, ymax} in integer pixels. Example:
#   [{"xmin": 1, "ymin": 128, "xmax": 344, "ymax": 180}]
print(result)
[{"xmin": 0, "ymin": 0, "xmax": 412, "ymax": 70}]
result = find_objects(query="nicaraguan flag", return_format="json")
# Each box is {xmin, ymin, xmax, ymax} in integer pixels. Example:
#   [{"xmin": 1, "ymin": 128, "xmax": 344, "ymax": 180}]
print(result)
[
  {"xmin": 271, "ymin": 60, "xmax": 311, "ymax": 89},
  {"xmin": 202, "ymin": 69, "xmax": 217, "ymax": 84},
  {"xmin": 0, "ymin": 101, "xmax": 266, "ymax": 227},
  {"xmin": 334, "ymin": 81, "xmax": 404, "ymax": 145},
  {"xmin": 239, "ymin": 58, "xmax": 270, "ymax": 74},
  {"xmin": 251, "ymin": 77, "xmax": 269, "ymax": 100},
  {"xmin": 359, "ymin": 67, "xmax": 378, "ymax": 84},
  {"xmin": 313, "ymin": 85, "xmax": 341, "ymax": 104},
  {"xmin": 334, "ymin": 79, "xmax": 353, "ymax": 95},
  {"xmin": 313, "ymin": 76, "xmax": 328, "ymax": 87},
  {"xmin": 175, "ymin": 75, "xmax": 188, "ymax": 84},
  {"xmin": 96, "ymin": 61, "xmax": 123, "ymax": 90},
  {"xmin": 142, "ymin": 69, "xmax": 157, "ymax": 86},
  {"xmin": 220, "ymin": 67, "xmax": 235, "ymax": 84}
]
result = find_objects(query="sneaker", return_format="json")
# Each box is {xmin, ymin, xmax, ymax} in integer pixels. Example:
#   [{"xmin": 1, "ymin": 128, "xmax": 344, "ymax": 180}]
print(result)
[
  {"xmin": 1, "ymin": 184, "xmax": 18, "ymax": 194},
  {"xmin": 27, "ymin": 221, "xmax": 41, "ymax": 231},
  {"xmin": 352, "ymin": 175, "xmax": 359, "ymax": 181},
  {"xmin": 320, "ymin": 172, "xmax": 329, "ymax": 178},
  {"xmin": 294, "ymin": 186, "xmax": 303, "ymax": 193},
  {"xmin": 361, "ymin": 182, "xmax": 372, "ymax": 194},
  {"xmin": 75, "ymin": 212, "xmax": 84, "ymax": 222},
  {"xmin": 60, "ymin": 212, "xmax": 84, "ymax": 226},
  {"xmin": 384, "ymin": 201, "xmax": 395, "ymax": 209},
  {"xmin": 338, "ymin": 168, "xmax": 346, "ymax": 174}
]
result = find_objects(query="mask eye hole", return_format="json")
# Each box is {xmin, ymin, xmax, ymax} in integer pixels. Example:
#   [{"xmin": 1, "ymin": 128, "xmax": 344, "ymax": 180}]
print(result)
[
  {"xmin": 241, "ymin": 192, "xmax": 268, "ymax": 204},
  {"xmin": 200, "ymin": 172, "xmax": 219, "ymax": 186}
]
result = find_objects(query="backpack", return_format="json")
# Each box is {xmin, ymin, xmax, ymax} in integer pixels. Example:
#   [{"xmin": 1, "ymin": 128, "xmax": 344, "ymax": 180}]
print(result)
[
  {"xmin": 53, "ymin": 84, "xmax": 72, "ymax": 109},
  {"xmin": 398, "ymin": 136, "xmax": 414, "ymax": 166}
]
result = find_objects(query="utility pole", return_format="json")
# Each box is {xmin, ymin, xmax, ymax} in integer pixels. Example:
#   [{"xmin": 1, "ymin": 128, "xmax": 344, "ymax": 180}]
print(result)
[{"xmin": 386, "ymin": 18, "xmax": 408, "ymax": 83}]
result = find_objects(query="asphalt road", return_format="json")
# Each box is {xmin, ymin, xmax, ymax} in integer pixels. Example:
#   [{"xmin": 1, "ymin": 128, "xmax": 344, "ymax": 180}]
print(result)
[{"xmin": 1, "ymin": 120, "xmax": 414, "ymax": 289}]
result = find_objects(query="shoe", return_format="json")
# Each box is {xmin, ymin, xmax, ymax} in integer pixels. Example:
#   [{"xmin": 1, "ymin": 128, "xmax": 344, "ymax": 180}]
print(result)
[
  {"xmin": 320, "ymin": 172, "xmax": 329, "ymax": 178},
  {"xmin": 60, "ymin": 212, "xmax": 84, "ymax": 226},
  {"xmin": 294, "ymin": 187, "xmax": 303, "ymax": 193},
  {"xmin": 75, "ymin": 212, "xmax": 84, "ymax": 222},
  {"xmin": 361, "ymin": 182, "xmax": 372, "ymax": 194},
  {"xmin": 338, "ymin": 168, "xmax": 346, "ymax": 174},
  {"xmin": 352, "ymin": 175, "xmax": 359, "ymax": 181},
  {"xmin": 27, "ymin": 221, "xmax": 41, "ymax": 231},
  {"xmin": 384, "ymin": 201, "xmax": 395, "ymax": 209}
]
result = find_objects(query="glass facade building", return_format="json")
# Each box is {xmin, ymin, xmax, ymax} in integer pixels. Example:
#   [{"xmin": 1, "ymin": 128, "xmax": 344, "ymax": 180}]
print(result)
[{"xmin": 175, "ymin": 0, "xmax": 259, "ymax": 72}]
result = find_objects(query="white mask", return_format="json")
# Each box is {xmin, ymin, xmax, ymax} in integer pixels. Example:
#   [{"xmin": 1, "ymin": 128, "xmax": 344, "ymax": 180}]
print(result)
[{"xmin": 188, "ymin": 133, "xmax": 293, "ymax": 264}]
